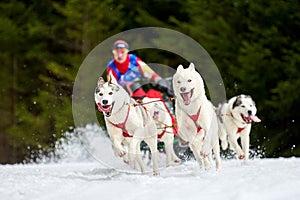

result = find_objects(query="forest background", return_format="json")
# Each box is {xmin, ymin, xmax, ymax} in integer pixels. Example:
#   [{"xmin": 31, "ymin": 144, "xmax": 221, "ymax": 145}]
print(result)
[{"xmin": 0, "ymin": 0, "xmax": 299, "ymax": 163}]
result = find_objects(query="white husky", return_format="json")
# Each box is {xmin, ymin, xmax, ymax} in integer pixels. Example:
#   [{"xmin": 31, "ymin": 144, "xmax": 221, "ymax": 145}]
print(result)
[
  {"xmin": 172, "ymin": 63, "xmax": 221, "ymax": 170},
  {"xmin": 217, "ymin": 94, "xmax": 261, "ymax": 160},
  {"xmin": 94, "ymin": 77, "xmax": 159, "ymax": 175},
  {"xmin": 142, "ymin": 97, "xmax": 180, "ymax": 166}
]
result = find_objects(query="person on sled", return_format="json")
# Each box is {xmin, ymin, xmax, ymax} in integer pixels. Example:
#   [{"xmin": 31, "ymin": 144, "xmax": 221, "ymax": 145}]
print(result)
[
  {"xmin": 106, "ymin": 39, "xmax": 177, "ymax": 133},
  {"xmin": 106, "ymin": 40, "xmax": 172, "ymax": 98}
]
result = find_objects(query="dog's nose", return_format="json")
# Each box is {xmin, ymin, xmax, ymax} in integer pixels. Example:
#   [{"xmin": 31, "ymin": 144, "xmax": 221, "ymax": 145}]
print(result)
[
  {"xmin": 248, "ymin": 110, "xmax": 252, "ymax": 115},
  {"xmin": 102, "ymin": 100, "xmax": 108, "ymax": 105},
  {"xmin": 180, "ymin": 87, "xmax": 186, "ymax": 92}
]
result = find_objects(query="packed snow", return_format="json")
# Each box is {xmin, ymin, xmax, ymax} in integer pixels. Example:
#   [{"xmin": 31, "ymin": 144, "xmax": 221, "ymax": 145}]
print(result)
[{"xmin": 1, "ymin": 124, "xmax": 299, "ymax": 200}]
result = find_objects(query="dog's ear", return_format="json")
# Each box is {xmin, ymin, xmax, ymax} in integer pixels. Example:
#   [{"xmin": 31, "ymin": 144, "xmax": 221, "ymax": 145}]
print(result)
[
  {"xmin": 107, "ymin": 71, "xmax": 118, "ymax": 85},
  {"xmin": 188, "ymin": 63, "xmax": 195, "ymax": 71},
  {"xmin": 177, "ymin": 64, "xmax": 184, "ymax": 72},
  {"xmin": 107, "ymin": 71, "xmax": 117, "ymax": 85},
  {"xmin": 232, "ymin": 95, "xmax": 242, "ymax": 109},
  {"xmin": 97, "ymin": 77, "xmax": 105, "ymax": 88}
]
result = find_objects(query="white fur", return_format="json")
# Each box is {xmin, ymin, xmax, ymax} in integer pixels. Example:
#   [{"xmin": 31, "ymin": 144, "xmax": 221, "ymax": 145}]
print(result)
[
  {"xmin": 142, "ymin": 97, "xmax": 180, "ymax": 166},
  {"xmin": 217, "ymin": 94, "xmax": 261, "ymax": 160},
  {"xmin": 172, "ymin": 63, "xmax": 221, "ymax": 170},
  {"xmin": 94, "ymin": 77, "xmax": 159, "ymax": 175}
]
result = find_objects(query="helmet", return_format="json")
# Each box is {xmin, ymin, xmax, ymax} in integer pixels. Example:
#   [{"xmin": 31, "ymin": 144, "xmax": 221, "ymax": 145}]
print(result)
[{"xmin": 112, "ymin": 40, "xmax": 129, "ymax": 50}]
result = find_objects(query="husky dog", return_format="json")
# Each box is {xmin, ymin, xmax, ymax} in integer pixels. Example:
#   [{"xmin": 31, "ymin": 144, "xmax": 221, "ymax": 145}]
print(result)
[
  {"xmin": 94, "ymin": 77, "xmax": 159, "ymax": 175},
  {"xmin": 172, "ymin": 63, "xmax": 221, "ymax": 170},
  {"xmin": 142, "ymin": 97, "xmax": 181, "ymax": 166},
  {"xmin": 217, "ymin": 95, "xmax": 261, "ymax": 160}
]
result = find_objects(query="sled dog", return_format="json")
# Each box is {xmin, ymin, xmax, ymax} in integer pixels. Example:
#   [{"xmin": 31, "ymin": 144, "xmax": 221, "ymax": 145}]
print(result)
[
  {"xmin": 94, "ymin": 77, "xmax": 159, "ymax": 175},
  {"xmin": 217, "ymin": 94, "xmax": 261, "ymax": 160},
  {"xmin": 142, "ymin": 97, "xmax": 180, "ymax": 166},
  {"xmin": 172, "ymin": 63, "xmax": 221, "ymax": 170}
]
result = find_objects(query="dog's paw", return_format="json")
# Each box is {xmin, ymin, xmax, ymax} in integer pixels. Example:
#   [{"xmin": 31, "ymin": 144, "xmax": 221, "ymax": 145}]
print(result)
[
  {"xmin": 238, "ymin": 154, "xmax": 245, "ymax": 160},
  {"xmin": 119, "ymin": 151, "xmax": 126, "ymax": 157},
  {"xmin": 200, "ymin": 151, "xmax": 209, "ymax": 158},
  {"xmin": 153, "ymin": 171, "xmax": 160, "ymax": 176},
  {"xmin": 123, "ymin": 157, "xmax": 129, "ymax": 164}
]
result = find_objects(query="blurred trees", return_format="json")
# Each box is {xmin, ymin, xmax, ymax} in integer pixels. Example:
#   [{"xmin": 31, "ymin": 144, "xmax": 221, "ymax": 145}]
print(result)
[
  {"xmin": 174, "ymin": 0, "xmax": 300, "ymax": 157},
  {"xmin": 0, "ymin": 0, "xmax": 299, "ymax": 163}
]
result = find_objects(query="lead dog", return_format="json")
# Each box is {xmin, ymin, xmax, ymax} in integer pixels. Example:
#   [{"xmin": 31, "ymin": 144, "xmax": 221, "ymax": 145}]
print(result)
[
  {"xmin": 94, "ymin": 77, "xmax": 159, "ymax": 175},
  {"xmin": 172, "ymin": 63, "xmax": 221, "ymax": 170},
  {"xmin": 217, "ymin": 94, "xmax": 261, "ymax": 160}
]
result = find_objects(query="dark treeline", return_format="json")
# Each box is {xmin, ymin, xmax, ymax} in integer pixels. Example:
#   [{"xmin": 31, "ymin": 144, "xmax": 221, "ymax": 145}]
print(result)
[{"xmin": 0, "ymin": 0, "xmax": 299, "ymax": 163}]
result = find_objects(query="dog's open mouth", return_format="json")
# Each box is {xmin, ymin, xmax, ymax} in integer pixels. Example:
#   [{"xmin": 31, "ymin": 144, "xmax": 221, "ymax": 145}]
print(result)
[
  {"xmin": 180, "ymin": 88, "xmax": 194, "ymax": 105},
  {"xmin": 241, "ymin": 114, "xmax": 261, "ymax": 124},
  {"xmin": 97, "ymin": 102, "xmax": 114, "ymax": 117}
]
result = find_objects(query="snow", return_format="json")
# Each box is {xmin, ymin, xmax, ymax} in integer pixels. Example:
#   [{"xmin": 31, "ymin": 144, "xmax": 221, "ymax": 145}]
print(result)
[{"xmin": 1, "ymin": 124, "xmax": 300, "ymax": 200}]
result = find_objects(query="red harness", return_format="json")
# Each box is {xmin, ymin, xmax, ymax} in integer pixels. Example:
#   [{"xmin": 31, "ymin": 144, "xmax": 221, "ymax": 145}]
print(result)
[
  {"xmin": 108, "ymin": 105, "xmax": 132, "ymax": 138},
  {"xmin": 157, "ymin": 127, "xmax": 167, "ymax": 139},
  {"xmin": 237, "ymin": 127, "xmax": 245, "ymax": 134},
  {"xmin": 186, "ymin": 106, "xmax": 202, "ymax": 133}
]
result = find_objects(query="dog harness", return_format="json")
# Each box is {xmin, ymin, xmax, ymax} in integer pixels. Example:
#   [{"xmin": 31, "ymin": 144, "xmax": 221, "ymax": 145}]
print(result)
[
  {"xmin": 186, "ymin": 106, "xmax": 202, "ymax": 133},
  {"xmin": 237, "ymin": 127, "xmax": 245, "ymax": 134},
  {"xmin": 108, "ymin": 105, "xmax": 133, "ymax": 138}
]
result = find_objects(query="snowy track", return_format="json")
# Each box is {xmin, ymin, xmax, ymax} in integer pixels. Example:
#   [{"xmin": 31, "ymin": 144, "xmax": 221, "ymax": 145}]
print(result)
[
  {"xmin": 1, "ymin": 125, "xmax": 299, "ymax": 200},
  {"xmin": 1, "ymin": 158, "xmax": 300, "ymax": 200}
]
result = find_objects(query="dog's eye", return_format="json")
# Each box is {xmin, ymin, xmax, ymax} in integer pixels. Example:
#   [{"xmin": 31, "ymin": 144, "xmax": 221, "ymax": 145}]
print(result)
[
  {"xmin": 188, "ymin": 79, "xmax": 192, "ymax": 82},
  {"xmin": 241, "ymin": 105, "xmax": 245, "ymax": 108},
  {"xmin": 99, "ymin": 93, "xmax": 103, "ymax": 96},
  {"xmin": 109, "ymin": 92, "xmax": 113, "ymax": 95},
  {"xmin": 177, "ymin": 80, "xmax": 181, "ymax": 84}
]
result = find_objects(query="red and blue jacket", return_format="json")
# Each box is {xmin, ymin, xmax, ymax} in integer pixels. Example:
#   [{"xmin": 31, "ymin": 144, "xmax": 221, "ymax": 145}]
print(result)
[{"xmin": 106, "ymin": 54, "xmax": 160, "ymax": 97}]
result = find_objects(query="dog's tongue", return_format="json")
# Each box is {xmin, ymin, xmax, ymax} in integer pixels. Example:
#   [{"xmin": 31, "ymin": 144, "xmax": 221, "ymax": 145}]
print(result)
[
  {"xmin": 250, "ymin": 115, "xmax": 261, "ymax": 123},
  {"xmin": 181, "ymin": 93, "xmax": 191, "ymax": 105}
]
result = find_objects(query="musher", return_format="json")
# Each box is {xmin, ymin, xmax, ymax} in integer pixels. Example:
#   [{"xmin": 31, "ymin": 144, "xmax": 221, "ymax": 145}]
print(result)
[{"xmin": 106, "ymin": 39, "xmax": 177, "ymax": 134}]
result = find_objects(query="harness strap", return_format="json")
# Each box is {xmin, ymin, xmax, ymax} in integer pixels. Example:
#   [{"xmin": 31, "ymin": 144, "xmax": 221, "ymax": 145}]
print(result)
[
  {"xmin": 237, "ymin": 127, "xmax": 245, "ymax": 134},
  {"xmin": 157, "ymin": 127, "xmax": 167, "ymax": 139},
  {"xmin": 108, "ymin": 105, "xmax": 133, "ymax": 138},
  {"xmin": 228, "ymin": 112, "xmax": 246, "ymax": 134},
  {"xmin": 186, "ymin": 106, "xmax": 202, "ymax": 133}
]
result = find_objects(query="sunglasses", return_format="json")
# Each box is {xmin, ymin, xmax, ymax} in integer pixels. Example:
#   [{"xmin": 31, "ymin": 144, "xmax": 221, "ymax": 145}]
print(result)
[{"xmin": 112, "ymin": 48, "xmax": 128, "ymax": 55}]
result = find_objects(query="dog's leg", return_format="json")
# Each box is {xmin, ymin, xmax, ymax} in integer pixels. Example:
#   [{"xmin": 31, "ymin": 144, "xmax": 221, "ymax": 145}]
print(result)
[
  {"xmin": 212, "ymin": 138, "xmax": 222, "ymax": 170},
  {"xmin": 228, "ymin": 133, "xmax": 245, "ymax": 159},
  {"xmin": 241, "ymin": 132, "xmax": 250, "ymax": 160},
  {"xmin": 108, "ymin": 128, "xmax": 126, "ymax": 157},
  {"xmin": 169, "ymin": 134, "xmax": 181, "ymax": 164},
  {"xmin": 189, "ymin": 134, "xmax": 207, "ymax": 169},
  {"xmin": 144, "ymin": 135, "xmax": 160, "ymax": 176},
  {"xmin": 135, "ymin": 148, "xmax": 146, "ymax": 173},
  {"xmin": 161, "ymin": 136, "xmax": 173, "ymax": 167},
  {"xmin": 128, "ymin": 137, "xmax": 140, "ymax": 171},
  {"xmin": 162, "ymin": 133, "xmax": 180, "ymax": 167},
  {"xmin": 218, "ymin": 125, "xmax": 228, "ymax": 150}
]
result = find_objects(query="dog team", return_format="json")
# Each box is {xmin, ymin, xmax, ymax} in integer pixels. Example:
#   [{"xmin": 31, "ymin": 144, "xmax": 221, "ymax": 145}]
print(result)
[{"xmin": 94, "ymin": 40, "xmax": 261, "ymax": 175}]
